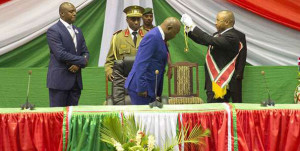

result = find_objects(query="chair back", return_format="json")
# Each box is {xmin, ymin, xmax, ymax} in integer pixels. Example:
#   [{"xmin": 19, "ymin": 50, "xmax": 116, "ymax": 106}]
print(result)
[
  {"xmin": 168, "ymin": 62, "xmax": 199, "ymax": 97},
  {"xmin": 105, "ymin": 56, "xmax": 135, "ymax": 105}
]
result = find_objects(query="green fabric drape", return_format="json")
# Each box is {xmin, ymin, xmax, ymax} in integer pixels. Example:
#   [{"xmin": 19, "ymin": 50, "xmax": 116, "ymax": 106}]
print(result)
[
  {"xmin": 0, "ymin": 0, "xmax": 106, "ymax": 67},
  {"xmin": 67, "ymin": 113, "xmax": 116, "ymax": 151},
  {"xmin": 153, "ymin": 0, "xmax": 208, "ymax": 65},
  {"xmin": 0, "ymin": 66, "xmax": 297, "ymax": 108}
]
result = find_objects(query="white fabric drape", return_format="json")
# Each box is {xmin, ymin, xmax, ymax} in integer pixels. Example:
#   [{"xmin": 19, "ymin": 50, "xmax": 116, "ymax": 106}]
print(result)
[
  {"xmin": 98, "ymin": 0, "xmax": 155, "ymax": 66},
  {"xmin": 134, "ymin": 112, "xmax": 179, "ymax": 150},
  {"xmin": 0, "ymin": 0, "xmax": 93, "ymax": 55},
  {"xmin": 167, "ymin": 0, "xmax": 300, "ymax": 66}
]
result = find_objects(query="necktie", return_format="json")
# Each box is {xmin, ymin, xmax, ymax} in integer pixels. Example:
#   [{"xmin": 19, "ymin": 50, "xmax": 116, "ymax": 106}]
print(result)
[
  {"xmin": 68, "ymin": 26, "xmax": 77, "ymax": 51},
  {"xmin": 132, "ymin": 31, "xmax": 137, "ymax": 47}
]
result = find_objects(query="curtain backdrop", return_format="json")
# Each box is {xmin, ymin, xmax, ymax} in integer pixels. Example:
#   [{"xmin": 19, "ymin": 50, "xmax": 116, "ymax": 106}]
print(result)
[
  {"xmin": 166, "ymin": 0, "xmax": 299, "ymax": 66},
  {"xmin": 0, "ymin": 0, "xmax": 92, "ymax": 55},
  {"xmin": 152, "ymin": 0, "xmax": 208, "ymax": 66},
  {"xmin": 0, "ymin": 0, "xmax": 299, "ymax": 67},
  {"xmin": 228, "ymin": 0, "xmax": 300, "ymax": 31},
  {"xmin": 0, "ymin": 0, "xmax": 106, "ymax": 67}
]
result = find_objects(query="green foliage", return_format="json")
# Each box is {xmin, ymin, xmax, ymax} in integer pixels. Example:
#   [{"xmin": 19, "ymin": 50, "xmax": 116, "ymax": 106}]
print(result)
[
  {"xmin": 100, "ymin": 114, "xmax": 210, "ymax": 151},
  {"xmin": 123, "ymin": 115, "xmax": 140, "ymax": 139},
  {"xmin": 100, "ymin": 115, "xmax": 127, "ymax": 144}
]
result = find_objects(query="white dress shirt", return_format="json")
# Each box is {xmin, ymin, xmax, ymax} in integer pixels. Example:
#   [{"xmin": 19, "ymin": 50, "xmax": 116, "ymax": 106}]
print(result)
[
  {"xmin": 60, "ymin": 18, "xmax": 77, "ymax": 51},
  {"xmin": 158, "ymin": 26, "xmax": 165, "ymax": 40},
  {"xmin": 127, "ymin": 27, "xmax": 138, "ymax": 40}
]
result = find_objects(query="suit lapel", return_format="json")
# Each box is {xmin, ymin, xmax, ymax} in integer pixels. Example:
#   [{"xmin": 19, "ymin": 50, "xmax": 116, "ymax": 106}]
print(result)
[{"xmin": 57, "ymin": 21, "xmax": 76, "ymax": 53}]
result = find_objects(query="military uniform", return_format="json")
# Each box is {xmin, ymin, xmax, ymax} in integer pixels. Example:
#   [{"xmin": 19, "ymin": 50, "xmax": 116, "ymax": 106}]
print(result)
[
  {"xmin": 141, "ymin": 8, "xmax": 155, "ymax": 32},
  {"xmin": 141, "ymin": 25, "xmax": 154, "ymax": 32},
  {"xmin": 104, "ymin": 28, "xmax": 147, "ymax": 75},
  {"xmin": 105, "ymin": 5, "xmax": 146, "ymax": 77}
]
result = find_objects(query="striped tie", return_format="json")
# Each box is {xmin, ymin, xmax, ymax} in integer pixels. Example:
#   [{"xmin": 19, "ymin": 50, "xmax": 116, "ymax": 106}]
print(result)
[{"xmin": 68, "ymin": 25, "xmax": 77, "ymax": 52}]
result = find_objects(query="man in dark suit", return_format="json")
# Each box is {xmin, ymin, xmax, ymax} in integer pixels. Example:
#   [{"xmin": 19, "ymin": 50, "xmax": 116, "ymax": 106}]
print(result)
[
  {"xmin": 230, "ymin": 29, "xmax": 247, "ymax": 103},
  {"xmin": 46, "ymin": 2, "xmax": 89, "ymax": 107},
  {"xmin": 125, "ymin": 17, "xmax": 181, "ymax": 105},
  {"xmin": 181, "ymin": 10, "xmax": 246, "ymax": 103}
]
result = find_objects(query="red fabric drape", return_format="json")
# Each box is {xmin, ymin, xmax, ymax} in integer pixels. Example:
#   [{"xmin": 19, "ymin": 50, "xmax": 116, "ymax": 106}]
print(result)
[
  {"xmin": 179, "ymin": 111, "xmax": 228, "ymax": 151},
  {"xmin": 236, "ymin": 109, "xmax": 300, "ymax": 151},
  {"xmin": 227, "ymin": 0, "xmax": 300, "ymax": 31},
  {"xmin": 0, "ymin": 112, "xmax": 64, "ymax": 151},
  {"xmin": 0, "ymin": 0, "xmax": 10, "ymax": 5}
]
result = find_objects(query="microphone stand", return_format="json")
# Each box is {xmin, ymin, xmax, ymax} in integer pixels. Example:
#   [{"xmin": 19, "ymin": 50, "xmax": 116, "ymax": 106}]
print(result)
[
  {"xmin": 21, "ymin": 70, "xmax": 35, "ymax": 110},
  {"xmin": 149, "ymin": 70, "xmax": 163, "ymax": 108},
  {"xmin": 260, "ymin": 71, "xmax": 275, "ymax": 107}
]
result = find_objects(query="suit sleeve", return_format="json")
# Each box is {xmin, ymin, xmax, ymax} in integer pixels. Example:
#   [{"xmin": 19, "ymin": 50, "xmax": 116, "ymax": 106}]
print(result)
[
  {"xmin": 235, "ymin": 34, "xmax": 247, "ymax": 79},
  {"xmin": 47, "ymin": 27, "xmax": 87, "ymax": 66},
  {"xmin": 136, "ymin": 35, "xmax": 158, "ymax": 93},
  {"xmin": 188, "ymin": 27, "xmax": 236, "ymax": 51},
  {"xmin": 78, "ymin": 28, "xmax": 89, "ymax": 68}
]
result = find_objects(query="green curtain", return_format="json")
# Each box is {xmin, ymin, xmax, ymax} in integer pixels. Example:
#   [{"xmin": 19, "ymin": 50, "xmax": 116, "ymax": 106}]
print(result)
[
  {"xmin": 0, "ymin": 0, "xmax": 106, "ymax": 67},
  {"xmin": 0, "ymin": 66, "xmax": 297, "ymax": 108},
  {"xmin": 68, "ymin": 113, "xmax": 116, "ymax": 151},
  {"xmin": 153, "ymin": 0, "xmax": 208, "ymax": 65}
]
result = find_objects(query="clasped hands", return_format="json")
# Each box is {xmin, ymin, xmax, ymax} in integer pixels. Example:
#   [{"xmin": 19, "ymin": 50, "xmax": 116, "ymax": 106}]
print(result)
[
  {"xmin": 68, "ymin": 65, "xmax": 80, "ymax": 73},
  {"xmin": 180, "ymin": 14, "xmax": 195, "ymax": 33},
  {"xmin": 68, "ymin": 55, "xmax": 88, "ymax": 73}
]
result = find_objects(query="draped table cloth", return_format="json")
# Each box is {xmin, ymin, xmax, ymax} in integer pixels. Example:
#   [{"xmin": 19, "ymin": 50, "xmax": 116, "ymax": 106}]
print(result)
[{"xmin": 0, "ymin": 104, "xmax": 299, "ymax": 151}]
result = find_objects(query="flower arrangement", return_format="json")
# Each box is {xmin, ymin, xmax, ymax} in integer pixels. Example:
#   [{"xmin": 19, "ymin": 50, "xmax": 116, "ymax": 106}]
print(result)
[{"xmin": 100, "ymin": 115, "xmax": 210, "ymax": 151}]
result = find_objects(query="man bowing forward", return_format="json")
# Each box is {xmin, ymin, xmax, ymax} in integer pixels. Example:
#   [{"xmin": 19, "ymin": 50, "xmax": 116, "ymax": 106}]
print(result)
[{"xmin": 125, "ymin": 17, "xmax": 181, "ymax": 105}]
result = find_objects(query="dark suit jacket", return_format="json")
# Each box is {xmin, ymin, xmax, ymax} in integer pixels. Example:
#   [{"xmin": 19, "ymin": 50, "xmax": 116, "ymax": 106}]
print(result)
[
  {"xmin": 232, "ymin": 29, "xmax": 247, "ymax": 80},
  {"xmin": 188, "ymin": 27, "xmax": 240, "ymax": 91},
  {"xmin": 125, "ymin": 27, "xmax": 168, "ymax": 98},
  {"xmin": 46, "ymin": 20, "xmax": 89, "ymax": 90}
]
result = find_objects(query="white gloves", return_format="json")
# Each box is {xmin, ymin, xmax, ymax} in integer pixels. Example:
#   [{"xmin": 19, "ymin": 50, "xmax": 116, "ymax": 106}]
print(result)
[{"xmin": 180, "ymin": 14, "xmax": 196, "ymax": 32}]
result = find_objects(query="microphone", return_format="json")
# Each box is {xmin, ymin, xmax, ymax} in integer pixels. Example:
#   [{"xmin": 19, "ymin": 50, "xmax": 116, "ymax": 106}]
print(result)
[
  {"xmin": 149, "ymin": 70, "xmax": 163, "ymax": 108},
  {"xmin": 260, "ymin": 71, "xmax": 275, "ymax": 107},
  {"xmin": 21, "ymin": 70, "xmax": 35, "ymax": 110}
]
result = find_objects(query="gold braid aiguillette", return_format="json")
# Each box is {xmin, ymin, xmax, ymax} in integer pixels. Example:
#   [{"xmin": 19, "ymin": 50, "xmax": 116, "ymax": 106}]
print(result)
[{"xmin": 184, "ymin": 25, "xmax": 189, "ymax": 53}]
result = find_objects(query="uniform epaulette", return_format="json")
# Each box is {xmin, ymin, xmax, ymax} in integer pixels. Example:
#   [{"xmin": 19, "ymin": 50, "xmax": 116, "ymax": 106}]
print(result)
[
  {"xmin": 113, "ymin": 30, "xmax": 122, "ymax": 35},
  {"xmin": 124, "ymin": 29, "xmax": 130, "ymax": 37},
  {"xmin": 139, "ymin": 29, "xmax": 144, "ymax": 37}
]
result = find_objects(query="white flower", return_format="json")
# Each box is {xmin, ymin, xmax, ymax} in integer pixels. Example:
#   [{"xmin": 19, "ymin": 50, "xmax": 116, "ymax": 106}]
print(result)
[
  {"xmin": 111, "ymin": 138, "xmax": 124, "ymax": 151},
  {"xmin": 136, "ymin": 131, "xmax": 144, "ymax": 145},
  {"xmin": 147, "ymin": 135, "xmax": 155, "ymax": 151},
  {"xmin": 115, "ymin": 143, "xmax": 124, "ymax": 151}
]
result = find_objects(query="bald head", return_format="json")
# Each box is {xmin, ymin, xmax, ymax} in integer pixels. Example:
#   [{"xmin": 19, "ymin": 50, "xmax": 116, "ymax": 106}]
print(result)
[
  {"xmin": 59, "ymin": 2, "xmax": 76, "ymax": 24},
  {"xmin": 160, "ymin": 17, "xmax": 181, "ymax": 41},
  {"xmin": 215, "ymin": 10, "xmax": 235, "ymax": 32}
]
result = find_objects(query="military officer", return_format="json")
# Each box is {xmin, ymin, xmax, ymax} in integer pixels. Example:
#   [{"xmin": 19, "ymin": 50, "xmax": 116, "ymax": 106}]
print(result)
[
  {"xmin": 105, "ymin": 5, "xmax": 147, "ymax": 81},
  {"xmin": 141, "ymin": 7, "xmax": 155, "ymax": 31}
]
